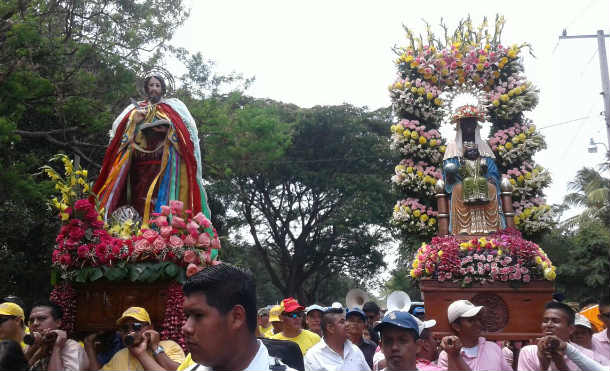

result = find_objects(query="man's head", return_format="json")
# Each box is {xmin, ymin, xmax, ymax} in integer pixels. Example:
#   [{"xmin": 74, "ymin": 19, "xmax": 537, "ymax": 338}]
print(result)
[
  {"xmin": 416, "ymin": 328, "xmax": 439, "ymax": 362},
  {"xmin": 346, "ymin": 308, "xmax": 367, "ymax": 343},
  {"xmin": 116, "ymin": 306, "xmax": 152, "ymax": 347},
  {"xmin": 144, "ymin": 75, "xmax": 166, "ymax": 103},
  {"xmin": 375, "ymin": 311, "xmax": 420, "ymax": 371},
  {"xmin": 29, "ymin": 301, "xmax": 63, "ymax": 333},
  {"xmin": 447, "ymin": 300, "xmax": 483, "ymax": 342},
  {"xmin": 571, "ymin": 314, "xmax": 593, "ymax": 348},
  {"xmin": 268, "ymin": 305, "xmax": 283, "ymax": 334},
  {"xmin": 321, "ymin": 308, "xmax": 347, "ymax": 342},
  {"xmin": 598, "ymin": 295, "xmax": 610, "ymax": 329},
  {"xmin": 362, "ymin": 301, "xmax": 381, "ymax": 328},
  {"xmin": 542, "ymin": 301, "xmax": 575, "ymax": 341},
  {"xmin": 0, "ymin": 302, "xmax": 25, "ymax": 342},
  {"xmin": 182, "ymin": 264, "xmax": 257, "ymax": 367},
  {"xmin": 305, "ymin": 305, "xmax": 324, "ymax": 336},
  {"xmin": 257, "ymin": 308, "xmax": 270, "ymax": 328},
  {"xmin": 280, "ymin": 297, "xmax": 305, "ymax": 333}
]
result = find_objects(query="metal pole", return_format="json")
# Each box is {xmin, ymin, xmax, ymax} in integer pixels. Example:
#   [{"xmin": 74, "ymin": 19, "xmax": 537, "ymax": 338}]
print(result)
[{"xmin": 597, "ymin": 30, "xmax": 610, "ymax": 151}]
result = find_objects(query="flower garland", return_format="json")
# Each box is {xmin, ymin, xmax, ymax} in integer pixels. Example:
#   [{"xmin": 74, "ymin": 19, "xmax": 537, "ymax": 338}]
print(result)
[
  {"xmin": 513, "ymin": 202, "xmax": 554, "ymax": 235},
  {"xmin": 160, "ymin": 283, "xmax": 187, "ymax": 351},
  {"xmin": 505, "ymin": 163, "xmax": 551, "ymax": 199},
  {"xmin": 390, "ymin": 119, "xmax": 446, "ymax": 163},
  {"xmin": 488, "ymin": 80, "xmax": 539, "ymax": 123},
  {"xmin": 389, "ymin": 79, "xmax": 444, "ymax": 123},
  {"xmin": 410, "ymin": 228, "xmax": 556, "ymax": 286},
  {"xmin": 49, "ymin": 283, "xmax": 77, "ymax": 336},
  {"xmin": 391, "ymin": 198, "xmax": 438, "ymax": 236},
  {"xmin": 489, "ymin": 122, "xmax": 546, "ymax": 168},
  {"xmin": 392, "ymin": 159, "xmax": 442, "ymax": 197}
]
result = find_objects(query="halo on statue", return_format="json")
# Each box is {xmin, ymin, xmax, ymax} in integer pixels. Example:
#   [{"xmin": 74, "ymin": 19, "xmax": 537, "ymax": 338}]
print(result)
[
  {"xmin": 135, "ymin": 66, "xmax": 176, "ymax": 99},
  {"xmin": 441, "ymin": 85, "xmax": 489, "ymax": 125}
]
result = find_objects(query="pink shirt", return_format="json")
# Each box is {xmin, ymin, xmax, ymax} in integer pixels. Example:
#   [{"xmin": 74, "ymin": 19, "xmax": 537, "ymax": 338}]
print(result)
[
  {"xmin": 437, "ymin": 337, "xmax": 511, "ymax": 371},
  {"xmin": 592, "ymin": 329, "xmax": 610, "ymax": 359},
  {"xmin": 416, "ymin": 359, "xmax": 443, "ymax": 371},
  {"xmin": 517, "ymin": 342, "xmax": 610, "ymax": 371}
]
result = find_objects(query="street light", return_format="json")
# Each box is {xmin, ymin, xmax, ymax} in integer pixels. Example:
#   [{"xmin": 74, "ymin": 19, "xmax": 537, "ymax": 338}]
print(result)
[{"xmin": 588, "ymin": 138, "xmax": 609, "ymax": 153}]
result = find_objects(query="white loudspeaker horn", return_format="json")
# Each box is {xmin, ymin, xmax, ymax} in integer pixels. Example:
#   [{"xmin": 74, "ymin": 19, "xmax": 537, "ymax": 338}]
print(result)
[
  {"xmin": 387, "ymin": 291, "xmax": 411, "ymax": 312},
  {"xmin": 346, "ymin": 289, "xmax": 369, "ymax": 309}
]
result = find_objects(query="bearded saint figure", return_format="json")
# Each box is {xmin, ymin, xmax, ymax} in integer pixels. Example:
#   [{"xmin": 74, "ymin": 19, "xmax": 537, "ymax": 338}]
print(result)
[
  {"xmin": 442, "ymin": 105, "xmax": 506, "ymax": 235},
  {"xmin": 92, "ymin": 75, "xmax": 211, "ymax": 230}
]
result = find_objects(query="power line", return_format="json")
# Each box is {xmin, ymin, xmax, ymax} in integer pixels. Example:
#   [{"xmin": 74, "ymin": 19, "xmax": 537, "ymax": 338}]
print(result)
[{"xmin": 537, "ymin": 116, "xmax": 591, "ymax": 130}]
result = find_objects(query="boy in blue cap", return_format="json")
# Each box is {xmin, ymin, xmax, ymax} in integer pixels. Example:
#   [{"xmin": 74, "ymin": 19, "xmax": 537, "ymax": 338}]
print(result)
[
  {"xmin": 346, "ymin": 307, "xmax": 377, "ymax": 368},
  {"xmin": 374, "ymin": 310, "xmax": 420, "ymax": 371}
]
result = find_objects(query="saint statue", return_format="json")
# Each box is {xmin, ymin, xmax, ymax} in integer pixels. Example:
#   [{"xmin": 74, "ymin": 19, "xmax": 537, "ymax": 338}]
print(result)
[
  {"xmin": 92, "ymin": 74, "xmax": 211, "ymax": 228},
  {"xmin": 441, "ymin": 105, "xmax": 506, "ymax": 235}
]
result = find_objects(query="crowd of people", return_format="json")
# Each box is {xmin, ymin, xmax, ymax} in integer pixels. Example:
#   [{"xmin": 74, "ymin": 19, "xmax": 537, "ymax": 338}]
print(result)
[{"xmin": 0, "ymin": 264, "xmax": 608, "ymax": 371}]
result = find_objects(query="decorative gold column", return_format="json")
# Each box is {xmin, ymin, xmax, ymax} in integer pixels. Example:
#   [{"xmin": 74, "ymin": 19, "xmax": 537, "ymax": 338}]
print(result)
[
  {"xmin": 500, "ymin": 178, "xmax": 515, "ymax": 229},
  {"xmin": 435, "ymin": 180, "xmax": 449, "ymax": 236}
]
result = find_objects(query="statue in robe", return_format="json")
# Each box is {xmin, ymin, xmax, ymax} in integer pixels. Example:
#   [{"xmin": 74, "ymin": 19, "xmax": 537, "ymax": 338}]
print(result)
[
  {"xmin": 92, "ymin": 75, "xmax": 212, "ymax": 230},
  {"xmin": 441, "ymin": 105, "xmax": 506, "ymax": 235}
]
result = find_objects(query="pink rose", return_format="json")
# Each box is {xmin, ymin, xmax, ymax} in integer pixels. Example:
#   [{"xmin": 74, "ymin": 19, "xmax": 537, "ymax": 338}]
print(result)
[
  {"xmin": 170, "ymin": 200, "xmax": 184, "ymax": 213},
  {"xmin": 186, "ymin": 263, "xmax": 203, "ymax": 277},
  {"xmin": 160, "ymin": 226, "xmax": 173, "ymax": 238},
  {"xmin": 171, "ymin": 216, "xmax": 186, "ymax": 229},
  {"xmin": 160, "ymin": 205, "xmax": 171, "ymax": 216},
  {"xmin": 59, "ymin": 254, "xmax": 72, "ymax": 266},
  {"xmin": 211, "ymin": 236, "xmax": 221, "ymax": 250},
  {"xmin": 142, "ymin": 229, "xmax": 159, "ymax": 242},
  {"xmin": 183, "ymin": 249, "xmax": 198, "ymax": 264},
  {"xmin": 169, "ymin": 235, "xmax": 184, "ymax": 249},
  {"xmin": 152, "ymin": 215, "xmax": 168, "ymax": 227},
  {"xmin": 183, "ymin": 234, "xmax": 197, "ymax": 246},
  {"xmin": 77, "ymin": 245, "xmax": 89, "ymax": 259},
  {"xmin": 134, "ymin": 239, "xmax": 151, "ymax": 255},
  {"xmin": 187, "ymin": 221, "xmax": 199, "ymax": 236},
  {"xmin": 523, "ymin": 274, "xmax": 531, "ymax": 283},
  {"xmin": 153, "ymin": 237, "xmax": 166, "ymax": 253},
  {"xmin": 463, "ymin": 276, "xmax": 472, "ymax": 284},
  {"xmin": 197, "ymin": 233, "xmax": 211, "ymax": 248}
]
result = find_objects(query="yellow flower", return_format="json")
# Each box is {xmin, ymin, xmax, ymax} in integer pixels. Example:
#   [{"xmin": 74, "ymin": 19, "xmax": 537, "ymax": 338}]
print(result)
[
  {"xmin": 60, "ymin": 212, "xmax": 69, "ymax": 221},
  {"xmin": 497, "ymin": 249, "xmax": 503, "ymax": 256},
  {"xmin": 517, "ymin": 175, "xmax": 525, "ymax": 183},
  {"xmin": 544, "ymin": 268, "xmax": 556, "ymax": 281},
  {"xmin": 417, "ymin": 87, "xmax": 425, "ymax": 95},
  {"xmin": 514, "ymin": 215, "xmax": 521, "ymax": 225},
  {"xmin": 498, "ymin": 145, "xmax": 505, "ymax": 152},
  {"xmin": 410, "ymin": 269, "xmax": 417, "ymax": 278},
  {"xmin": 439, "ymin": 145, "xmax": 446, "ymax": 153},
  {"xmin": 500, "ymin": 94, "xmax": 509, "ymax": 102},
  {"xmin": 434, "ymin": 98, "xmax": 442, "ymax": 106},
  {"xmin": 508, "ymin": 89, "xmax": 515, "ymax": 97},
  {"xmin": 411, "ymin": 131, "xmax": 419, "ymax": 140},
  {"xmin": 429, "ymin": 139, "xmax": 437, "ymax": 147},
  {"xmin": 525, "ymin": 172, "xmax": 532, "ymax": 180},
  {"xmin": 404, "ymin": 129, "xmax": 411, "ymax": 137},
  {"xmin": 413, "ymin": 210, "xmax": 421, "ymax": 217},
  {"xmin": 428, "ymin": 218, "xmax": 436, "ymax": 226},
  {"xmin": 412, "ymin": 259, "xmax": 420, "ymax": 268},
  {"xmin": 438, "ymin": 250, "xmax": 443, "ymax": 257},
  {"xmin": 535, "ymin": 256, "xmax": 542, "ymax": 265},
  {"xmin": 507, "ymin": 49, "xmax": 517, "ymax": 58},
  {"xmin": 509, "ymin": 178, "xmax": 516, "ymax": 185},
  {"xmin": 420, "ymin": 214, "xmax": 429, "ymax": 222},
  {"xmin": 411, "ymin": 87, "xmax": 418, "ymax": 94},
  {"xmin": 426, "ymin": 92, "xmax": 433, "ymax": 100},
  {"xmin": 394, "ymin": 204, "xmax": 399, "ymax": 212},
  {"xmin": 419, "ymin": 136, "xmax": 427, "ymax": 145},
  {"xmin": 505, "ymin": 142, "xmax": 513, "ymax": 150},
  {"xmin": 492, "ymin": 99, "xmax": 500, "ymax": 107},
  {"xmin": 478, "ymin": 237, "xmax": 488, "ymax": 246},
  {"xmin": 406, "ymin": 166, "xmax": 413, "ymax": 174},
  {"xmin": 476, "ymin": 63, "xmax": 484, "ymax": 71},
  {"xmin": 460, "ymin": 242, "xmax": 468, "ymax": 251},
  {"xmin": 416, "ymin": 171, "xmax": 424, "ymax": 178},
  {"xmin": 479, "ymin": 55, "xmax": 487, "ymax": 62}
]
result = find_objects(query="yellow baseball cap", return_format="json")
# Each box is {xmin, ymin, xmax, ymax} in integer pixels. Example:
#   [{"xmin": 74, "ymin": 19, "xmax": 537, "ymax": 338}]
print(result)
[
  {"xmin": 269, "ymin": 305, "xmax": 282, "ymax": 323},
  {"xmin": 116, "ymin": 306, "xmax": 151, "ymax": 325},
  {"xmin": 0, "ymin": 302, "xmax": 25, "ymax": 321}
]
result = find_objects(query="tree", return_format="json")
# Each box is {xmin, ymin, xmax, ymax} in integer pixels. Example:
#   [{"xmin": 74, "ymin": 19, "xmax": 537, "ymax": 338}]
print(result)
[
  {"xmin": 562, "ymin": 167, "xmax": 609, "ymax": 229},
  {"xmin": 211, "ymin": 104, "xmax": 396, "ymax": 302}
]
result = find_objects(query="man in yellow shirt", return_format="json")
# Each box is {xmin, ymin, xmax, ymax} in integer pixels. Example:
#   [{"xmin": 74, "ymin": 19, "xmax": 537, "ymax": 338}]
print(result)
[
  {"xmin": 0, "ymin": 302, "xmax": 26, "ymax": 349},
  {"xmin": 84, "ymin": 306, "xmax": 185, "ymax": 370},
  {"xmin": 263, "ymin": 305, "xmax": 283, "ymax": 338},
  {"xmin": 271, "ymin": 298, "xmax": 320, "ymax": 355},
  {"xmin": 256, "ymin": 307, "xmax": 273, "ymax": 337}
]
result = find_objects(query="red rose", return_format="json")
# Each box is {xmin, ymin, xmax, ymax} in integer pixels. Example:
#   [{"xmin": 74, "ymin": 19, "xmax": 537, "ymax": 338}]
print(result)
[
  {"xmin": 59, "ymin": 254, "xmax": 72, "ymax": 266},
  {"xmin": 77, "ymin": 245, "xmax": 89, "ymax": 259},
  {"xmin": 183, "ymin": 249, "xmax": 198, "ymax": 264}
]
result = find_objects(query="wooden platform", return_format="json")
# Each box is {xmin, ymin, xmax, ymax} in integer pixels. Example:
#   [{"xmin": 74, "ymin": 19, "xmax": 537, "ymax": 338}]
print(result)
[
  {"xmin": 74, "ymin": 281, "xmax": 170, "ymax": 332},
  {"xmin": 420, "ymin": 279, "xmax": 554, "ymax": 340}
]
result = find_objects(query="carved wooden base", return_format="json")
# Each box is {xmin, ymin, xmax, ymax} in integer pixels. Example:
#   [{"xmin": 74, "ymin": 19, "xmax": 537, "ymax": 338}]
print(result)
[
  {"xmin": 419, "ymin": 279, "xmax": 554, "ymax": 340},
  {"xmin": 74, "ymin": 281, "xmax": 170, "ymax": 332}
]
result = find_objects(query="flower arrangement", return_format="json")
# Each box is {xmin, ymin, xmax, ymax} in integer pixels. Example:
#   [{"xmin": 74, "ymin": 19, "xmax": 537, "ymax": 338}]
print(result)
[
  {"xmin": 391, "ymin": 198, "xmax": 438, "ymax": 236},
  {"xmin": 409, "ymin": 228, "xmax": 556, "ymax": 286},
  {"xmin": 390, "ymin": 119, "xmax": 446, "ymax": 163},
  {"xmin": 513, "ymin": 201, "xmax": 554, "ymax": 235},
  {"xmin": 392, "ymin": 159, "xmax": 442, "ymax": 197},
  {"xmin": 489, "ymin": 123, "xmax": 546, "ymax": 168},
  {"xmin": 45, "ymin": 155, "xmax": 221, "ymax": 283},
  {"xmin": 505, "ymin": 163, "xmax": 551, "ymax": 199},
  {"xmin": 389, "ymin": 78, "xmax": 444, "ymax": 123}
]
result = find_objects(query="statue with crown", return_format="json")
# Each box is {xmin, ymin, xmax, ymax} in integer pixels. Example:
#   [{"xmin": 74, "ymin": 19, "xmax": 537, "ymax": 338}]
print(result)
[
  {"xmin": 43, "ymin": 68, "xmax": 221, "ymax": 345},
  {"xmin": 388, "ymin": 16, "xmax": 556, "ymax": 340}
]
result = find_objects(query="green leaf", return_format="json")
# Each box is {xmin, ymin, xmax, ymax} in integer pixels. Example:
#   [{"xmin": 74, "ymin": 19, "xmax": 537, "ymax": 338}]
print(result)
[
  {"xmin": 90, "ymin": 267, "xmax": 104, "ymax": 282},
  {"xmin": 146, "ymin": 268, "xmax": 161, "ymax": 283},
  {"xmin": 177, "ymin": 266, "xmax": 187, "ymax": 284},
  {"xmin": 138, "ymin": 267, "xmax": 152, "ymax": 282},
  {"xmin": 75, "ymin": 268, "xmax": 89, "ymax": 283},
  {"xmin": 104, "ymin": 266, "xmax": 126, "ymax": 281},
  {"xmin": 165, "ymin": 263, "xmax": 178, "ymax": 278},
  {"xmin": 129, "ymin": 264, "xmax": 146, "ymax": 282}
]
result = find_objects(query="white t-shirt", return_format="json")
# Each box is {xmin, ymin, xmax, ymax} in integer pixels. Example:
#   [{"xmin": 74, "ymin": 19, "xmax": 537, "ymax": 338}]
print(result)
[
  {"xmin": 304, "ymin": 338, "xmax": 371, "ymax": 371},
  {"xmin": 184, "ymin": 339, "xmax": 296, "ymax": 371}
]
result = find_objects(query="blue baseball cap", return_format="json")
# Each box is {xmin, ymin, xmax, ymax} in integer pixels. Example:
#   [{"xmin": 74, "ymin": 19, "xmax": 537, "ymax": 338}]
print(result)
[
  {"xmin": 346, "ymin": 307, "xmax": 367, "ymax": 321},
  {"xmin": 374, "ymin": 310, "xmax": 420, "ymax": 338},
  {"xmin": 412, "ymin": 306, "xmax": 425, "ymax": 315}
]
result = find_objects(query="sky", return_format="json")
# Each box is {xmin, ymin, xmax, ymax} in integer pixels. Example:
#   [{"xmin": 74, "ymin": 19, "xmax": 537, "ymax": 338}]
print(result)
[{"xmin": 171, "ymin": 0, "xmax": 609, "ymax": 292}]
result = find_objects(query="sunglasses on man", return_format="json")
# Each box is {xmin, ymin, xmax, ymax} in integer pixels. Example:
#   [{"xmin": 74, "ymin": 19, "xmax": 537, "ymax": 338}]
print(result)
[
  {"xmin": 119, "ymin": 322, "xmax": 146, "ymax": 333},
  {"xmin": 283, "ymin": 312, "xmax": 304, "ymax": 319}
]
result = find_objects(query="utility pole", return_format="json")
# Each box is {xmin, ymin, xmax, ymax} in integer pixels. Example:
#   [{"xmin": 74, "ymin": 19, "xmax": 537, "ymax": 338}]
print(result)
[{"xmin": 560, "ymin": 30, "xmax": 610, "ymax": 152}]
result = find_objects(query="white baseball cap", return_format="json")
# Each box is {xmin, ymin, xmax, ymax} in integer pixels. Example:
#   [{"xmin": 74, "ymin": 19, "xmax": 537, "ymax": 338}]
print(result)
[
  {"xmin": 574, "ymin": 313, "xmax": 592, "ymax": 329},
  {"xmin": 447, "ymin": 300, "xmax": 483, "ymax": 323},
  {"xmin": 306, "ymin": 304, "xmax": 325, "ymax": 315},
  {"xmin": 414, "ymin": 317, "xmax": 437, "ymax": 335}
]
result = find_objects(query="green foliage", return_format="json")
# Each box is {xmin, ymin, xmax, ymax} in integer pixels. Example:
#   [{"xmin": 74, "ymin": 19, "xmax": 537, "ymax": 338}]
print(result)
[{"xmin": 70, "ymin": 262, "xmax": 185, "ymax": 284}]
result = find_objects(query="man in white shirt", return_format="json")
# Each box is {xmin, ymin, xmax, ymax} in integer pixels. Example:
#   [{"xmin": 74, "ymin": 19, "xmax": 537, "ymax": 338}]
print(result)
[
  {"xmin": 180, "ymin": 264, "xmax": 295, "ymax": 371},
  {"xmin": 304, "ymin": 307, "xmax": 371, "ymax": 371}
]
